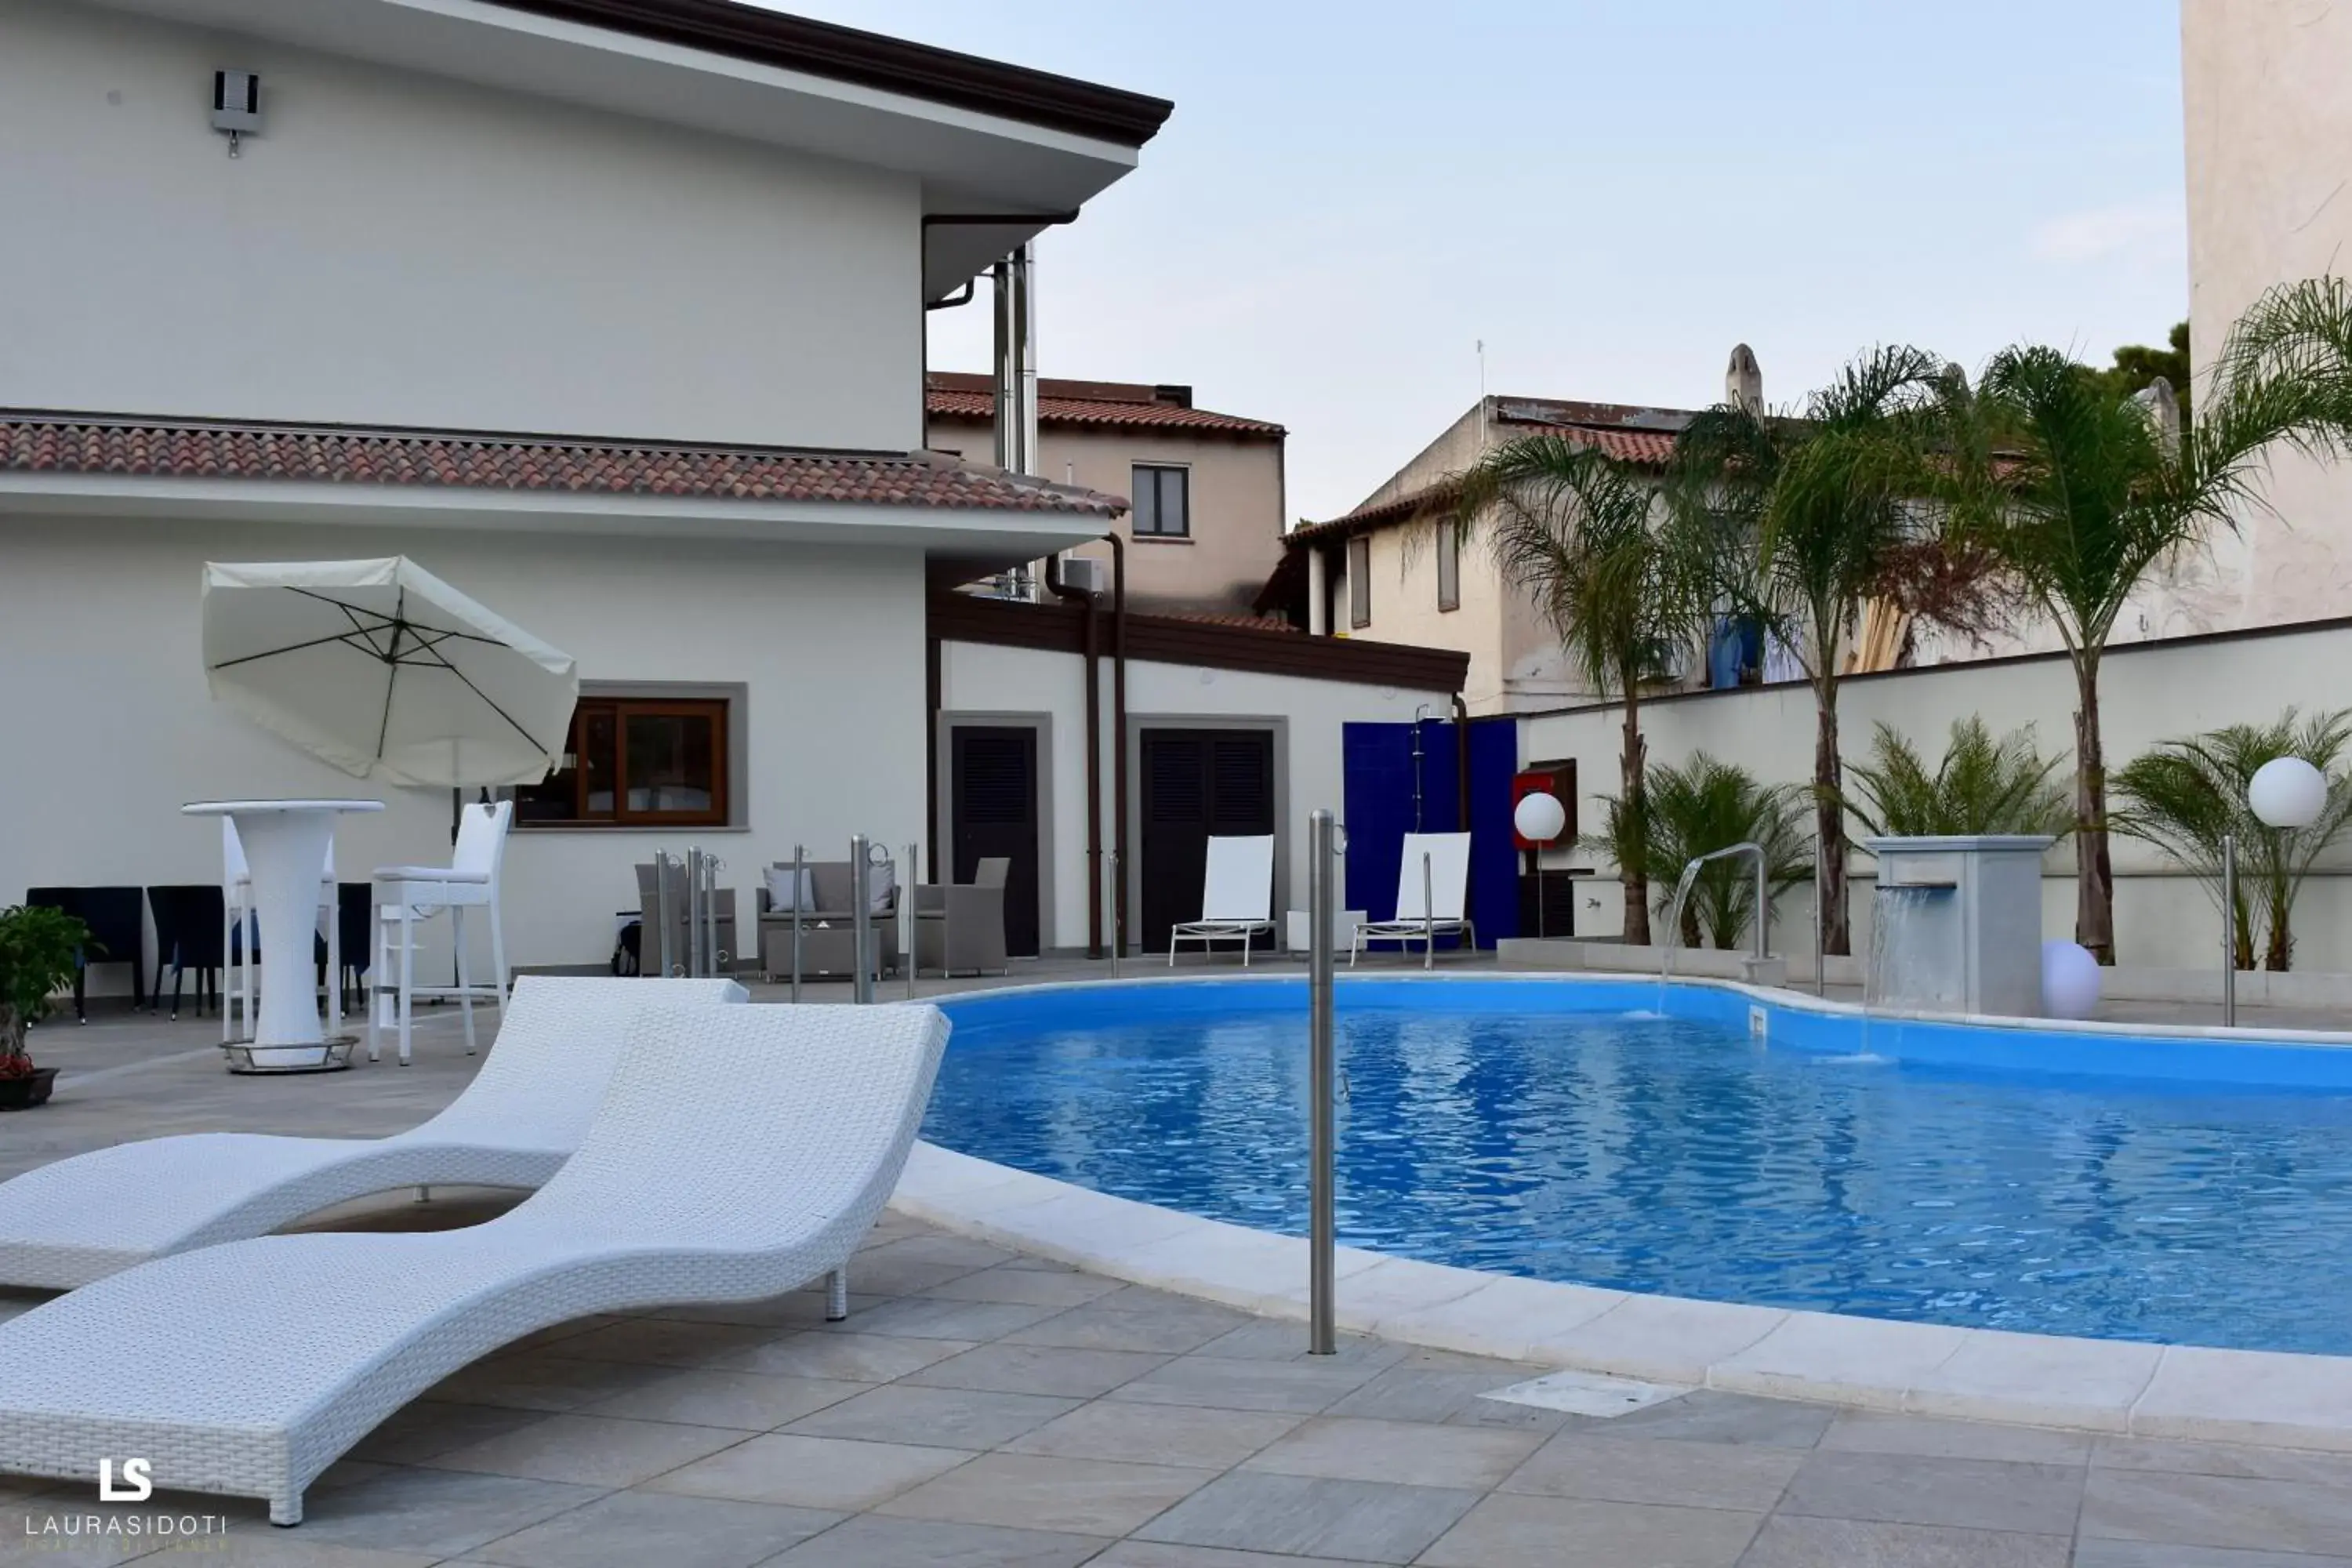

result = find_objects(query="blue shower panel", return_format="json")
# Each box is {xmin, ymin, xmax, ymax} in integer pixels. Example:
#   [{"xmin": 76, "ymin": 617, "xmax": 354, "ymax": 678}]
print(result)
[{"xmin": 1340, "ymin": 720, "xmax": 1517, "ymax": 947}]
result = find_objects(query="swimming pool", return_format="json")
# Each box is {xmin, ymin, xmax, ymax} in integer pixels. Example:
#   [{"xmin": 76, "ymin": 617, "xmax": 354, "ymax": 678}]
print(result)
[{"xmin": 921, "ymin": 978, "xmax": 2352, "ymax": 1357}]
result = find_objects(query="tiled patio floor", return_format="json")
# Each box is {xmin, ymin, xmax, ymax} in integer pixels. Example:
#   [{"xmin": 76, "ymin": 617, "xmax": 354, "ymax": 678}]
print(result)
[{"xmin": 5, "ymin": 980, "xmax": 2352, "ymax": 1563}]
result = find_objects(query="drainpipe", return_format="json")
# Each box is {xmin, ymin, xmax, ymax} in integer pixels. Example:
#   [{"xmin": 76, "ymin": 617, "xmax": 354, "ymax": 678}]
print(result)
[
  {"xmin": 990, "ymin": 241, "xmax": 1044, "ymax": 597},
  {"xmin": 1453, "ymin": 695, "xmax": 1472, "ymax": 832},
  {"xmin": 925, "ymin": 632, "xmax": 942, "ymax": 883},
  {"xmin": 1047, "ymin": 553, "xmax": 1104, "ymax": 958},
  {"xmin": 1110, "ymin": 532, "xmax": 1129, "ymax": 958}
]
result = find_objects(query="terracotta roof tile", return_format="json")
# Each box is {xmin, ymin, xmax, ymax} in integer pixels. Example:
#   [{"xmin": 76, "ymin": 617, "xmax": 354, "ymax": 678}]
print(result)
[
  {"xmin": 926, "ymin": 373, "xmax": 1283, "ymax": 437},
  {"xmin": 0, "ymin": 412, "xmax": 1124, "ymax": 516}
]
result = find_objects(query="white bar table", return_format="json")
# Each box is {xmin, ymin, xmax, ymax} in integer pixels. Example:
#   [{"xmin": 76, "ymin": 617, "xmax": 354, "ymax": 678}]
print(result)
[{"xmin": 182, "ymin": 799, "xmax": 384, "ymax": 1073}]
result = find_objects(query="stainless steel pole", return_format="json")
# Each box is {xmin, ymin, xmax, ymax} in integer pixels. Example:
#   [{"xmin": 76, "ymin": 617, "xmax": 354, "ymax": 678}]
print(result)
[
  {"xmin": 2221, "ymin": 832, "xmax": 2238, "ymax": 1028},
  {"xmin": 905, "ymin": 841, "xmax": 920, "ymax": 1000},
  {"xmin": 703, "ymin": 853, "xmax": 723, "ymax": 977},
  {"xmin": 1421, "ymin": 851, "xmax": 1435, "ymax": 971},
  {"xmin": 851, "ymin": 835, "xmax": 873, "ymax": 1006},
  {"xmin": 1308, "ymin": 808, "xmax": 1338, "ymax": 1356},
  {"xmin": 789, "ymin": 844, "xmax": 805, "ymax": 1004},
  {"xmin": 684, "ymin": 848, "xmax": 703, "ymax": 978},
  {"xmin": 1753, "ymin": 848, "xmax": 1769, "ymax": 963},
  {"xmin": 654, "ymin": 851, "xmax": 675, "ymax": 978},
  {"xmin": 1108, "ymin": 848, "xmax": 1122, "ymax": 979}
]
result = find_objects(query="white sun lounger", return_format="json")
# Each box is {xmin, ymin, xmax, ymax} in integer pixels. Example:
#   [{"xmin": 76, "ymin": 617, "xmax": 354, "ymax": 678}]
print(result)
[
  {"xmin": 0, "ymin": 975, "xmax": 744, "ymax": 1289},
  {"xmin": 1168, "ymin": 833, "xmax": 1276, "ymax": 966},
  {"xmin": 1352, "ymin": 831, "xmax": 1475, "ymax": 967},
  {"xmin": 0, "ymin": 999, "xmax": 947, "ymax": 1526}
]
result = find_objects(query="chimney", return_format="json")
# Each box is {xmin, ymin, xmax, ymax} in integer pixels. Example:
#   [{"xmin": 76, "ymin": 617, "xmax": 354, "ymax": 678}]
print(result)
[{"xmin": 1726, "ymin": 343, "xmax": 1763, "ymax": 413}]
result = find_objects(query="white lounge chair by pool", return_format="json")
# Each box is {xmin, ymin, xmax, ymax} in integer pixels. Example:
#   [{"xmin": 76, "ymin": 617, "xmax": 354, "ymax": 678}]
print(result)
[
  {"xmin": 1168, "ymin": 833, "xmax": 1276, "ymax": 966},
  {"xmin": 0, "ymin": 999, "xmax": 946, "ymax": 1526},
  {"xmin": 0, "ymin": 975, "xmax": 743, "ymax": 1290},
  {"xmin": 1352, "ymin": 830, "xmax": 1475, "ymax": 967}
]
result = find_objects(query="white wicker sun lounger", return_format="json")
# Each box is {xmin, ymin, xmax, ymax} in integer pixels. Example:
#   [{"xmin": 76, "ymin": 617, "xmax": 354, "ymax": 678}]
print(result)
[
  {"xmin": 0, "ymin": 976, "xmax": 745, "ymax": 1289},
  {"xmin": 0, "ymin": 1000, "xmax": 947, "ymax": 1526}
]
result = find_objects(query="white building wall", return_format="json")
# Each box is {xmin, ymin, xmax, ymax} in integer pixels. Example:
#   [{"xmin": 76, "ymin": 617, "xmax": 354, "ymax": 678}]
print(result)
[
  {"xmin": 938, "ymin": 641, "xmax": 1451, "ymax": 949},
  {"xmin": 0, "ymin": 0, "xmax": 921, "ymax": 450},
  {"xmin": 0, "ymin": 515, "xmax": 927, "ymax": 974},
  {"xmin": 2159, "ymin": 0, "xmax": 2352, "ymax": 634},
  {"xmin": 1522, "ymin": 623, "xmax": 2352, "ymax": 972}
]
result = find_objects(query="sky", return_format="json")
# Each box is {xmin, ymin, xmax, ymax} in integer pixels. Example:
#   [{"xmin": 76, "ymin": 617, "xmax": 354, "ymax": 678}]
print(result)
[{"xmin": 791, "ymin": 2, "xmax": 2187, "ymax": 521}]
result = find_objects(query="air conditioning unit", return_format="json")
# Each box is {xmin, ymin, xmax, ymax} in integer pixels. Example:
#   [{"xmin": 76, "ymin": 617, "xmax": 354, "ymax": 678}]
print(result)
[{"xmin": 1056, "ymin": 555, "xmax": 1107, "ymax": 597}]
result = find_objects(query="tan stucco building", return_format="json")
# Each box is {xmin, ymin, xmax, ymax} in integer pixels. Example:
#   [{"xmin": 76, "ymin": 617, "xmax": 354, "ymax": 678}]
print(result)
[
  {"xmin": 925, "ymin": 373, "xmax": 1287, "ymax": 614},
  {"xmin": 1267, "ymin": 396, "xmax": 1689, "ymax": 716}
]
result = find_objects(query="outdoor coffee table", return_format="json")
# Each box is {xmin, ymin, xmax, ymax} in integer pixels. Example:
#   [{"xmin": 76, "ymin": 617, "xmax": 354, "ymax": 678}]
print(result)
[{"xmin": 183, "ymin": 798, "xmax": 384, "ymax": 1073}]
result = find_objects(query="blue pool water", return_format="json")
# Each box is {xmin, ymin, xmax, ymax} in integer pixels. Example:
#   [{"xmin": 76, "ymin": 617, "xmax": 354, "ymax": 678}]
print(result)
[{"xmin": 920, "ymin": 978, "xmax": 2352, "ymax": 1356}]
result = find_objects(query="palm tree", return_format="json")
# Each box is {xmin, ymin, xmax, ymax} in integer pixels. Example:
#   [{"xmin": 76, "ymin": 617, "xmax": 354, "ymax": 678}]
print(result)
[
  {"xmin": 1446, "ymin": 438, "xmax": 1698, "ymax": 946},
  {"xmin": 1956, "ymin": 280, "xmax": 2352, "ymax": 961},
  {"xmin": 1840, "ymin": 717, "xmax": 2071, "ymax": 839},
  {"xmin": 1588, "ymin": 753, "xmax": 1810, "ymax": 949},
  {"xmin": 1668, "ymin": 347, "xmax": 1973, "ymax": 958},
  {"xmin": 2111, "ymin": 709, "xmax": 2352, "ymax": 971}
]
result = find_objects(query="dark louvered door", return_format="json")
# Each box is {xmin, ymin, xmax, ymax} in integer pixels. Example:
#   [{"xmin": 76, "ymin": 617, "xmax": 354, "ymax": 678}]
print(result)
[
  {"xmin": 1139, "ymin": 728, "xmax": 1276, "ymax": 954},
  {"xmin": 951, "ymin": 726, "xmax": 1040, "ymax": 957}
]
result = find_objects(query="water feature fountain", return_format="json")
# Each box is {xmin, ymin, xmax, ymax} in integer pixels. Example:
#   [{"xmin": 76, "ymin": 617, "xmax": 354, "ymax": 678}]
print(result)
[
  {"xmin": 1862, "ymin": 836, "xmax": 2053, "ymax": 1016},
  {"xmin": 1657, "ymin": 842, "xmax": 1787, "ymax": 1007}
]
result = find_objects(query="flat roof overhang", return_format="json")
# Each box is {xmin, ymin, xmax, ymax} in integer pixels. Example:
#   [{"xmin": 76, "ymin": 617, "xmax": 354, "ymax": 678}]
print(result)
[{"xmin": 78, "ymin": 0, "xmax": 1171, "ymax": 299}]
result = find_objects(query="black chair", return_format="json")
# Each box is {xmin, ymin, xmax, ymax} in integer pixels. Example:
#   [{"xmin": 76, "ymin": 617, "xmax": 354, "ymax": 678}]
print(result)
[
  {"xmin": 146, "ymin": 884, "xmax": 226, "ymax": 1020},
  {"xmin": 336, "ymin": 883, "xmax": 376, "ymax": 1018},
  {"xmin": 25, "ymin": 886, "xmax": 147, "ymax": 1022}
]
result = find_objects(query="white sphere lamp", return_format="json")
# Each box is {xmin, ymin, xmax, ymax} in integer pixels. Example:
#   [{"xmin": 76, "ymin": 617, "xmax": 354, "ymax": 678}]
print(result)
[
  {"xmin": 1515, "ymin": 791, "xmax": 1568, "ymax": 940},
  {"xmin": 1514, "ymin": 791, "xmax": 1567, "ymax": 844},
  {"xmin": 2041, "ymin": 939, "xmax": 2101, "ymax": 1020},
  {"xmin": 2249, "ymin": 756, "xmax": 2327, "ymax": 829}
]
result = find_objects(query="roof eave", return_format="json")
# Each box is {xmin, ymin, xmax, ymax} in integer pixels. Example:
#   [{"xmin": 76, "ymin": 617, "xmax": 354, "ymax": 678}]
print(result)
[{"xmin": 0, "ymin": 471, "xmax": 1119, "ymax": 558}]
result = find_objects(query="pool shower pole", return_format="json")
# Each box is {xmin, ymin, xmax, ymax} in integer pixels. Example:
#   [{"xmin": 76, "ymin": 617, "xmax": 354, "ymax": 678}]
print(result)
[
  {"xmin": 2221, "ymin": 832, "xmax": 2238, "ymax": 1028},
  {"xmin": 1308, "ymin": 808, "xmax": 1341, "ymax": 1355}
]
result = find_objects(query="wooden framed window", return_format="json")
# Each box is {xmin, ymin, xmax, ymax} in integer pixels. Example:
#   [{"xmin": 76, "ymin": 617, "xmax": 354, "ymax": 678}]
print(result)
[
  {"xmin": 1132, "ymin": 464, "xmax": 1191, "ymax": 537},
  {"xmin": 1348, "ymin": 535, "xmax": 1371, "ymax": 629},
  {"xmin": 514, "ymin": 696, "xmax": 729, "ymax": 827},
  {"xmin": 1436, "ymin": 519, "xmax": 1460, "ymax": 612}
]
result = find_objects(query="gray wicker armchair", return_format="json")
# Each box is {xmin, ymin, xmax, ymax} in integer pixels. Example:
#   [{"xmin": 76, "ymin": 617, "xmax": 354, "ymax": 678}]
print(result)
[
  {"xmin": 756, "ymin": 859, "xmax": 899, "ymax": 982},
  {"xmin": 913, "ymin": 857, "xmax": 1010, "ymax": 978}
]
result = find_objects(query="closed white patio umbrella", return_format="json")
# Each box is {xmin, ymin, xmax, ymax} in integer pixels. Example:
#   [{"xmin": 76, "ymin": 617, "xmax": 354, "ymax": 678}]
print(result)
[{"xmin": 201, "ymin": 557, "xmax": 577, "ymax": 787}]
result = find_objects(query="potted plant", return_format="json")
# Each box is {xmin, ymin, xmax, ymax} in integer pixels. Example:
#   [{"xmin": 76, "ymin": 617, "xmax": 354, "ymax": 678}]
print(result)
[{"xmin": 0, "ymin": 902, "xmax": 93, "ymax": 1110}]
